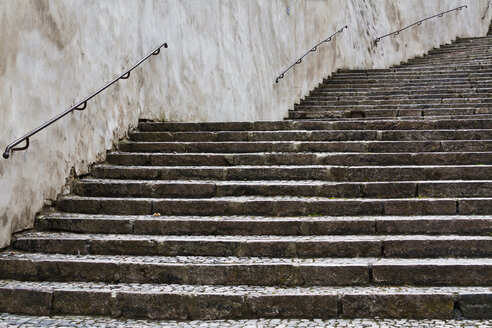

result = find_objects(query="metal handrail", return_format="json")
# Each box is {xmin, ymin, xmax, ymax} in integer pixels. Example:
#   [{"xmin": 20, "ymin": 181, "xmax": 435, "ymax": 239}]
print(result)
[
  {"xmin": 3, "ymin": 42, "xmax": 168, "ymax": 159},
  {"xmin": 483, "ymin": 0, "xmax": 492, "ymax": 20},
  {"xmin": 275, "ymin": 25, "xmax": 348, "ymax": 83},
  {"xmin": 375, "ymin": 6, "xmax": 467, "ymax": 43}
]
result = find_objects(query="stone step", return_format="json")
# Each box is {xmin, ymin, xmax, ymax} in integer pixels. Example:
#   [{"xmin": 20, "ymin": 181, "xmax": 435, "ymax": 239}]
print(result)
[
  {"xmin": 398, "ymin": 63, "xmax": 492, "ymax": 69},
  {"xmin": 289, "ymin": 109, "xmax": 491, "ymax": 120},
  {"xmin": 430, "ymin": 44, "xmax": 492, "ymax": 50},
  {"xmin": 127, "ymin": 130, "xmax": 492, "ymax": 143},
  {"xmin": 107, "ymin": 151, "xmax": 492, "ymax": 166},
  {"xmin": 331, "ymin": 70, "xmax": 492, "ymax": 78},
  {"xmin": 431, "ymin": 42, "xmax": 492, "ymax": 47},
  {"xmin": 73, "ymin": 179, "xmax": 492, "ymax": 199},
  {"xmin": 91, "ymin": 164, "xmax": 492, "ymax": 181},
  {"xmin": 56, "ymin": 195, "xmax": 492, "ymax": 216},
  {"xmin": 118, "ymin": 140, "xmax": 492, "ymax": 153},
  {"xmin": 12, "ymin": 232, "xmax": 492, "ymax": 258},
  {"xmin": 314, "ymin": 86, "xmax": 491, "ymax": 93},
  {"xmin": 318, "ymin": 82, "xmax": 492, "ymax": 89},
  {"xmin": 408, "ymin": 56, "xmax": 492, "ymax": 63},
  {"xmin": 304, "ymin": 96, "xmax": 492, "ymax": 103},
  {"xmin": 330, "ymin": 73, "xmax": 492, "ymax": 81},
  {"xmin": 296, "ymin": 101, "xmax": 492, "ymax": 108},
  {"xmin": 418, "ymin": 52, "xmax": 492, "ymax": 58},
  {"xmin": 338, "ymin": 64, "xmax": 492, "ymax": 73},
  {"xmin": 137, "ymin": 117, "xmax": 492, "ymax": 132},
  {"xmin": 0, "ymin": 280, "xmax": 490, "ymax": 319},
  {"xmin": 292, "ymin": 115, "xmax": 492, "ymax": 122},
  {"xmin": 308, "ymin": 88, "xmax": 492, "ymax": 97},
  {"xmin": 408, "ymin": 57, "xmax": 492, "ymax": 64},
  {"xmin": 324, "ymin": 77, "xmax": 492, "ymax": 85},
  {"xmin": 305, "ymin": 93, "xmax": 490, "ymax": 100},
  {"xmin": 35, "ymin": 213, "xmax": 492, "ymax": 236},
  {"xmin": 395, "ymin": 64, "xmax": 492, "ymax": 70},
  {"xmin": 296, "ymin": 106, "xmax": 491, "ymax": 115},
  {"xmin": 1, "ymin": 252, "xmax": 490, "ymax": 287},
  {"xmin": 337, "ymin": 68, "xmax": 492, "ymax": 75}
]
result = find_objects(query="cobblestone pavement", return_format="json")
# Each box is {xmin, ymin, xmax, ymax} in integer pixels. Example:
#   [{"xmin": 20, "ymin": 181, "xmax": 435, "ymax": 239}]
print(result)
[{"xmin": 1, "ymin": 314, "xmax": 491, "ymax": 327}]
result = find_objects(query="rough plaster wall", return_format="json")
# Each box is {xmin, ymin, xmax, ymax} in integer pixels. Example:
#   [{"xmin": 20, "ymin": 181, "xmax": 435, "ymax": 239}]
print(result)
[{"xmin": 0, "ymin": 0, "xmax": 490, "ymax": 247}]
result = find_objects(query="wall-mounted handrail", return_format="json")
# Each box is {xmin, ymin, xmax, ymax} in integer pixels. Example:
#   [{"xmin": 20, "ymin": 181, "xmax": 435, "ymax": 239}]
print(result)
[
  {"xmin": 375, "ymin": 6, "xmax": 467, "ymax": 43},
  {"xmin": 483, "ymin": 0, "xmax": 492, "ymax": 20},
  {"xmin": 275, "ymin": 25, "xmax": 348, "ymax": 83},
  {"xmin": 3, "ymin": 42, "xmax": 168, "ymax": 159}
]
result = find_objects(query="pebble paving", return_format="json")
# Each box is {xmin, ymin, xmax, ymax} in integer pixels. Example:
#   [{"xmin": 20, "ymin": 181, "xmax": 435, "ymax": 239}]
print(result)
[{"xmin": 0, "ymin": 313, "xmax": 491, "ymax": 327}]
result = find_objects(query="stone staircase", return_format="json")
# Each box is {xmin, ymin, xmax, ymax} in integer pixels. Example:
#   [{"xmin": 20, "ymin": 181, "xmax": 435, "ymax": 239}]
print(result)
[{"xmin": 1, "ymin": 32, "xmax": 491, "ymax": 321}]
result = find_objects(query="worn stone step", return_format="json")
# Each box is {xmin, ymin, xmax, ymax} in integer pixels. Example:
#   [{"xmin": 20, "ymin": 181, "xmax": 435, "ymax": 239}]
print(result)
[
  {"xmin": 1, "ymin": 252, "xmax": 490, "ymax": 287},
  {"xmin": 309, "ymin": 88, "xmax": 492, "ymax": 97},
  {"xmin": 330, "ymin": 71, "xmax": 492, "ymax": 79},
  {"xmin": 430, "ymin": 44, "xmax": 492, "ymax": 49},
  {"xmin": 297, "ymin": 115, "xmax": 492, "ymax": 122},
  {"xmin": 289, "ymin": 109, "xmax": 491, "ymax": 120},
  {"xmin": 305, "ymin": 94, "xmax": 490, "ymax": 101},
  {"xmin": 56, "ymin": 195, "xmax": 492, "ymax": 216},
  {"xmin": 299, "ymin": 98, "xmax": 491, "ymax": 105},
  {"xmin": 293, "ymin": 106, "xmax": 492, "ymax": 113},
  {"xmin": 106, "ymin": 151, "xmax": 492, "ymax": 167},
  {"xmin": 12, "ymin": 232, "xmax": 492, "ymax": 258},
  {"xmin": 413, "ymin": 57, "xmax": 492, "ymax": 63},
  {"xmin": 398, "ymin": 63, "xmax": 492, "ymax": 70},
  {"xmin": 69, "ymin": 195, "xmax": 491, "ymax": 217},
  {"xmin": 318, "ymin": 82, "xmax": 492, "ymax": 89},
  {"xmin": 319, "ymin": 83, "xmax": 492, "ymax": 90},
  {"xmin": 338, "ymin": 64, "xmax": 492, "ymax": 73},
  {"xmin": 324, "ymin": 77, "xmax": 492, "ymax": 85},
  {"xmin": 294, "ymin": 104, "xmax": 492, "ymax": 110},
  {"xmin": 118, "ymin": 140, "xmax": 492, "ymax": 154},
  {"xmin": 90, "ymin": 164, "xmax": 492, "ymax": 182},
  {"xmin": 35, "ymin": 213, "xmax": 492, "ymax": 236},
  {"xmin": 74, "ymin": 179, "xmax": 492, "ymax": 199},
  {"xmin": 137, "ymin": 117, "xmax": 492, "ymax": 132},
  {"xmin": 418, "ymin": 48, "xmax": 492, "ymax": 52},
  {"xmin": 337, "ymin": 69, "xmax": 492, "ymax": 76},
  {"xmin": 127, "ymin": 130, "xmax": 492, "ymax": 143},
  {"xmin": 0, "ymin": 280, "xmax": 490, "ymax": 319},
  {"xmin": 409, "ymin": 56, "xmax": 492, "ymax": 62}
]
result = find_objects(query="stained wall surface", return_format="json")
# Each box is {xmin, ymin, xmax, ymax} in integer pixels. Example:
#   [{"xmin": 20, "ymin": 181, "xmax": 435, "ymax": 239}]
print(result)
[{"xmin": 0, "ymin": 0, "xmax": 490, "ymax": 247}]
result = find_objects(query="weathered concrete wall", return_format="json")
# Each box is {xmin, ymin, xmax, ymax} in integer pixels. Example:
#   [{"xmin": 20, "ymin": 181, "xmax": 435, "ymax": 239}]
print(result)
[{"xmin": 0, "ymin": 0, "xmax": 490, "ymax": 247}]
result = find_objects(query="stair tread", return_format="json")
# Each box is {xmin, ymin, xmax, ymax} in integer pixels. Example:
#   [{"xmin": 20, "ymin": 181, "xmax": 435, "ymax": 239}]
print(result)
[
  {"xmin": 39, "ymin": 212, "xmax": 492, "ymax": 221},
  {"xmin": 15, "ymin": 231, "xmax": 492, "ymax": 241},
  {"xmin": 93, "ymin": 164, "xmax": 492, "ymax": 169},
  {"xmin": 1, "ymin": 279, "xmax": 490, "ymax": 295},
  {"xmin": 78, "ymin": 178, "xmax": 492, "ymax": 185},
  {"xmin": 2, "ymin": 251, "xmax": 491, "ymax": 266}
]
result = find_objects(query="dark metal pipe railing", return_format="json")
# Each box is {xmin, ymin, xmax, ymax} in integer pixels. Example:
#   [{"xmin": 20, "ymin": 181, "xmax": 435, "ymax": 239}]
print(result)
[
  {"xmin": 375, "ymin": 6, "xmax": 467, "ymax": 43},
  {"xmin": 483, "ymin": 0, "xmax": 492, "ymax": 20},
  {"xmin": 3, "ymin": 42, "xmax": 168, "ymax": 159},
  {"xmin": 275, "ymin": 25, "xmax": 348, "ymax": 83}
]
